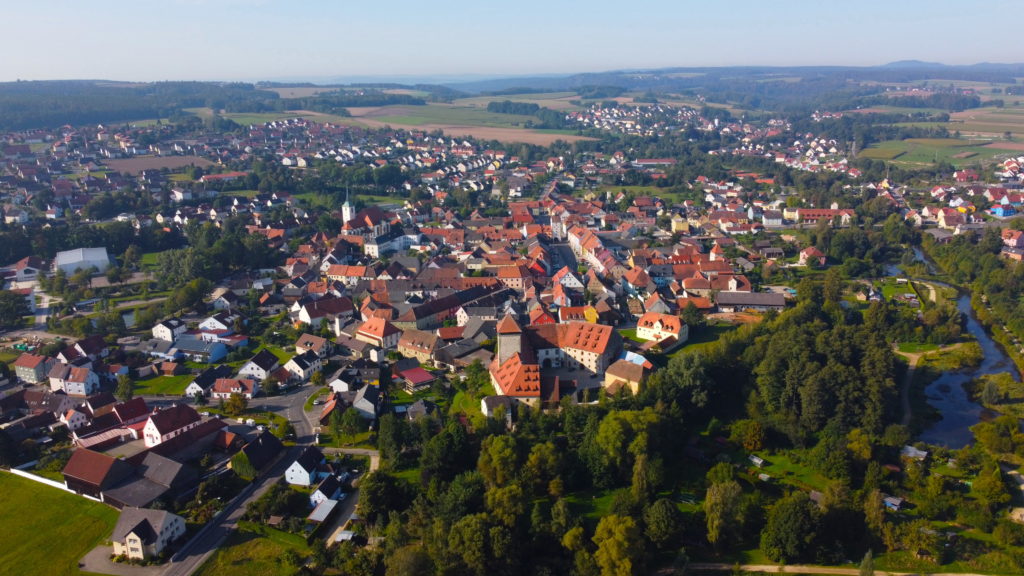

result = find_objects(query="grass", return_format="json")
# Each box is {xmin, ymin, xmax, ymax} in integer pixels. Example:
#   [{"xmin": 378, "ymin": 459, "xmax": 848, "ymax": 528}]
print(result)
[
  {"xmin": 0, "ymin": 472, "xmax": 119, "ymax": 576},
  {"xmin": 194, "ymin": 521, "xmax": 310, "ymax": 576},
  {"xmin": 618, "ymin": 328, "xmax": 643, "ymax": 344},
  {"xmin": 858, "ymin": 137, "xmax": 1020, "ymax": 167},
  {"xmin": 680, "ymin": 323, "xmax": 739, "ymax": 355},
  {"xmin": 139, "ymin": 251, "xmax": 168, "ymax": 270},
  {"xmin": 754, "ymin": 451, "xmax": 830, "ymax": 493},
  {"xmin": 564, "ymin": 488, "xmax": 618, "ymax": 523},
  {"xmin": 133, "ymin": 373, "xmax": 194, "ymax": 396},
  {"xmin": 969, "ymin": 372, "xmax": 1024, "ymax": 418},
  {"xmin": 897, "ymin": 342, "xmax": 940, "ymax": 354},
  {"xmin": 370, "ymin": 104, "xmax": 539, "ymax": 128},
  {"xmin": 304, "ymin": 387, "xmax": 329, "ymax": 411},
  {"xmin": 449, "ymin": 390, "xmax": 482, "ymax": 418}
]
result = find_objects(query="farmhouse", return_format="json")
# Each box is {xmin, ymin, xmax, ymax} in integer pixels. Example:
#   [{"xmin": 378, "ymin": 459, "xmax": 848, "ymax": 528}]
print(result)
[{"xmin": 111, "ymin": 508, "xmax": 186, "ymax": 561}]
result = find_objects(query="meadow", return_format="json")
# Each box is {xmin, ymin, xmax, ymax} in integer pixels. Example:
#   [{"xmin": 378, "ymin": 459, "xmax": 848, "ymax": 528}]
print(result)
[{"xmin": 0, "ymin": 472, "xmax": 119, "ymax": 576}]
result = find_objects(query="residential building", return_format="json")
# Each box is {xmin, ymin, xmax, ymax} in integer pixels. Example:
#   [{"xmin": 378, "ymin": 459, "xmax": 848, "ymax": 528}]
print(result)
[
  {"xmin": 142, "ymin": 405, "xmax": 202, "ymax": 448},
  {"xmin": 111, "ymin": 508, "xmax": 186, "ymax": 561}
]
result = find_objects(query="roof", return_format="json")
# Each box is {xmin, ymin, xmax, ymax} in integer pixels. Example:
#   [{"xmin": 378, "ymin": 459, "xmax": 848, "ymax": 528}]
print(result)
[
  {"xmin": 242, "ymin": 430, "xmax": 284, "ymax": 470},
  {"xmin": 113, "ymin": 397, "xmax": 150, "ymax": 423},
  {"xmin": 715, "ymin": 292, "xmax": 786, "ymax": 307},
  {"xmin": 63, "ymin": 448, "xmax": 134, "ymax": 489},
  {"xmin": 54, "ymin": 247, "xmax": 109, "ymax": 267},
  {"xmin": 307, "ymin": 498, "xmax": 338, "ymax": 523},
  {"xmin": 147, "ymin": 404, "xmax": 200, "ymax": 435},
  {"xmin": 357, "ymin": 317, "xmax": 400, "ymax": 340},
  {"xmin": 636, "ymin": 312, "xmax": 684, "ymax": 335},
  {"xmin": 293, "ymin": 446, "xmax": 325, "ymax": 474},
  {"xmin": 112, "ymin": 508, "xmax": 180, "ymax": 544},
  {"xmin": 496, "ymin": 314, "xmax": 522, "ymax": 334},
  {"xmin": 295, "ymin": 333, "xmax": 329, "ymax": 353},
  {"xmin": 606, "ymin": 359, "xmax": 647, "ymax": 383},
  {"xmin": 13, "ymin": 353, "xmax": 47, "ymax": 369},
  {"xmin": 246, "ymin": 349, "xmax": 280, "ymax": 372},
  {"xmin": 398, "ymin": 366, "xmax": 436, "ymax": 386}
]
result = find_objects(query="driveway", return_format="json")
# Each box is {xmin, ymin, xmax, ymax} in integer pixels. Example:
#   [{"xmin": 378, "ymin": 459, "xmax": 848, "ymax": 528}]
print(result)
[{"xmin": 80, "ymin": 546, "xmax": 166, "ymax": 576}]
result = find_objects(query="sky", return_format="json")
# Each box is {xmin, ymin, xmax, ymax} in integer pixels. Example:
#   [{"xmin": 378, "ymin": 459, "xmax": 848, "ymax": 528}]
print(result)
[{"xmin": 2, "ymin": 0, "xmax": 1019, "ymax": 83}]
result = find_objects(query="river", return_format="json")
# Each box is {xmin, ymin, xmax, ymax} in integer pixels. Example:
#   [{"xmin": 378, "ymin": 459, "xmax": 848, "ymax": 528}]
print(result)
[{"xmin": 889, "ymin": 249, "xmax": 1021, "ymax": 447}]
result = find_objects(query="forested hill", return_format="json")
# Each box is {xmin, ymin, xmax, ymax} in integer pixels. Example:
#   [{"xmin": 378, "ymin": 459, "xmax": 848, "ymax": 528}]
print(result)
[{"xmin": 0, "ymin": 81, "xmax": 432, "ymax": 130}]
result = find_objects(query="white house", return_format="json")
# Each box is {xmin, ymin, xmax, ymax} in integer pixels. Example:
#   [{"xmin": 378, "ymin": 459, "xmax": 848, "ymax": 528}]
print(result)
[
  {"xmin": 285, "ymin": 446, "xmax": 327, "ymax": 486},
  {"xmin": 49, "ymin": 365, "xmax": 100, "ymax": 396},
  {"xmin": 60, "ymin": 408, "xmax": 89, "ymax": 431},
  {"xmin": 54, "ymin": 247, "xmax": 110, "ymax": 274},
  {"xmin": 210, "ymin": 378, "xmax": 258, "ymax": 400},
  {"xmin": 143, "ymin": 404, "xmax": 202, "ymax": 448},
  {"xmin": 284, "ymin": 351, "xmax": 321, "ymax": 383},
  {"xmin": 309, "ymin": 475, "xmax": 342, "ymax": 508},
  {"xmin": 151, "ymin": 318, "xmax": 187, "ymax": 342},
  {"xmin": 238, "ymin": 349, "xmax": 280, "ymax": 382},
  {"xmin": 111, "ymin": 508, "xmax": 187, "ymax": 561}
]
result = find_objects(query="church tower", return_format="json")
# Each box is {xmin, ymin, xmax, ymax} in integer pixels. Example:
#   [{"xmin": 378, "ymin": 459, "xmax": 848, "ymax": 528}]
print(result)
[{"xmin": 341, "ymin": 187, "xmax": 355, "ymax": 224}]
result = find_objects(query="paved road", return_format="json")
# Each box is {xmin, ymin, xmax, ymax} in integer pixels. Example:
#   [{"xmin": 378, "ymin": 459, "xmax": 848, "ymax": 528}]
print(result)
[{"xmin": 550, "ymin": 242, "xmax": 577, "ymax": 271}]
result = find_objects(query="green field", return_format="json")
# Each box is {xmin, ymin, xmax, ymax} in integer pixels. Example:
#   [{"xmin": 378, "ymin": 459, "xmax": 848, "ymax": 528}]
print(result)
[
  {"xmin": 858, "ymin": 137, "xmax": 1020, "ymax": 167},
  {"xmin": 194, "ymin": 522, "xmax": 311, "ymax": 576},
  {"xmin": 453, "ymin": 91, "xmax": 582, "ymax": 111},
  {"xmin": 372, "ymin": 105, "xmax": 538, "ymax": 128},
  {"xmin": 133, "ymin": 373, "xmax": 193, "ymax": 396},
  {"xmin": 0, "ymin": 472, "xmax": 119, "ymax": 576}
]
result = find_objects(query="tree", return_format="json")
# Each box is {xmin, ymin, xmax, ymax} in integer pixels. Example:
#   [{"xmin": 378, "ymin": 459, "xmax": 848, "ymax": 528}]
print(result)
[
  {"xmin": 593, "ymin": 514, "xmax": 644, "ymax": 576},
  {"xmin": 224, "ymin": 392, "xmax": 248, "ymax": 416},
  {"xmin": 705, "ymin": 481, "xmax": 744, "ymax": 548},
  {"xmin": 981, "ymin": 379, "xmax": 1001, "ymax": 406},
  {"xmin": 760, "ymin": 491, "xmax": 819, "ymax": 563},
  {"xmin": 114, "ymin": 374, "xmax": 134, "ymax": 403},
  {"xmin": 478, "ymin": 434, "xmax": 518, "ymax": 488},
  {"xmin": 644, "ymin": 498, "xmax": 684, "ymax": 551},
  {"xmin": 729, "ymin": 420, "xmax": 765, "ymax": 452},
  {"xmin": 231, "ymin": 450, "xmax": 256, "ymax": 480},
  {"xmin": 859, "ymin": 549, "xmax": 875, "ymax": 576},
  {"xmin": 0, "ymin": 290, "xmax": 30, "ymax": 328},
  {"xmin": 377, "ymin": 413, "xmax": 408, "ymax": 462},
  {"xmin": 339, "ymin": 407, "xmax": 365, "ymax": 440}
]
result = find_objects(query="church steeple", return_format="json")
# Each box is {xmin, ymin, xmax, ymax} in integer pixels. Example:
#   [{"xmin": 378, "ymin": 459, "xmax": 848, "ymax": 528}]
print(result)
[{"xmin": 341, "ymin": 186, "xmax": 354, "ymax": 224}]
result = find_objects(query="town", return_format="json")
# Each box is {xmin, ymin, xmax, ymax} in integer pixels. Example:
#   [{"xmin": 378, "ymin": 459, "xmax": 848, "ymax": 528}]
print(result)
[{"xmin": 1, "ymin": 68, "xmax": 1024, "ymax": 576}]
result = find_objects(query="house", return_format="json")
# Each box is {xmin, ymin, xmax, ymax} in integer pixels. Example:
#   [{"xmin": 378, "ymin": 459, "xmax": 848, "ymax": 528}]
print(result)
[
  {"xmin": 142, "ymin": 404, "xmax": 202, "ymax": 448},
  {"xmin": 798, "ymin": 246, "xmax": 826, "ymax": 267},
  {"xmin": 111, "ymin": 508, "xmax": 186, "ymax": 561},
  {"xmin": 635, "ymin": 312, "xmax": 688, "ymax": 344},
  {"xmin": 406, "ymin": 398, "xmax": 438, "ymax": 421},
  {"xmin": 13, "ymin": 353, "xmax": 54, "ymax": 384},
  {"xmin": 238, "ymin": 349, "xmax": 281, "ymax": 382},
  {"xmin": 172, "ymin": 335, "xmax": 227, "ymax": 364},
  {"xmin": 197, "ymin": 311, "xmax": 240, "ymax": 333},
  {"xmin": 10, "ymin": 256, "xmax": 46, "ymax": 282},
  {"xmin": 49, "ymin": 365, "xmax": 100, "ymax": 396},
  {"xmin": 295, "ymin": 333, "xmax": 332, "ymax": 359},
  {"xmin": 184, "ymin": 365, "xmax": 234, "ymax": 398},
  {"xmin": 396, "ymin": 365, "xmax": 436, "ymax": 393},
  {"xmin": 62, "ymin": 448, "xmax": 135, "ymax": 500},
  {"xmin": 603, "ymin": 359, "xmax": 650, "ymax": 396},
  {"xmin": 210, "ymin": 378, "xmax": 258, "ymax": 400},
  {"xmin": 397, "ymin": 329, "xmax": 440, "ymax": 364},
  {"xmin": 284, "ymin": 351, "xmax": 322, "ymax": 383},
  {"xmin": 310, "ymin": 475, "xmax": 343, "ymax": 508},
  {"xmin": 285, "ymin": 446, "xmax": 327, "ymax": 486},
  {"xmin": 481, "ymin": 395, "xmax": 515, "ymax": 419},
  {"xmin": 354, "ymin": 317, "xmax": 402, "ymax": 350},
  {"xmin": 152, "ymin": 318, "xmax": 187, "ymax": 342},
  {"xmin": 238, "ymin": 430, "xmax": 283, "ymax": 473},
  {"xmin": 54, "ymin": 247, "xmax": 110, "ymax": 274},
  {"xmin": 1002, "ymin": 228, "xmax": 1024, "ymax": 249},
  {"xmin": 352, "ymin": 384, "xmax": 380, "ymax": 420},
  {"xmin": 61, "ymin": 408, "xmax": 89, "ymax": 431}
]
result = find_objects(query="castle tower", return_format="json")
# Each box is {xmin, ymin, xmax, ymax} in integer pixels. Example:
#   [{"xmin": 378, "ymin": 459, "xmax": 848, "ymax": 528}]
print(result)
[{"xmin": 496, "ymin": 313, "xmax": 523, "ymax": 365}]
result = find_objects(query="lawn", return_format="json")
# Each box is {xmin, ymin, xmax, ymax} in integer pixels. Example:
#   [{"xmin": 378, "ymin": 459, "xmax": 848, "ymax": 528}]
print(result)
[
  {"xmin": 133, "ymin": 373, "xmax": 194, "ymax": 396},
  {"xmin": 679, "ymin": 323, "xmax": 739, "ymax": 355},
  {"xmin": 618, "ymin": 328, "xmax": 643, "ymax": 344},
  {"xmin": 194, "ymin": 522, "xmax": 310, "ymax": 576},
  {"xmin": 139, "ymin": 250, "xmax": 169, "ymax": 270},
  {"xmin": 0, "ymin": 472, "xmax": 119, "ymax": 576},
  {"xmin": 449, "ymin": 390, "xmax": 482, "ymax": 417},
  {"xmin": 753, "ymin": 451, "xmax": 830, "ymax": 493},
  {"xmin": 897, "ymin": 342, "xmax": 940, "ymax": 354},
  {"xmin": 564, "ymin": 488, "xmax": 618, "ymax": 523}
]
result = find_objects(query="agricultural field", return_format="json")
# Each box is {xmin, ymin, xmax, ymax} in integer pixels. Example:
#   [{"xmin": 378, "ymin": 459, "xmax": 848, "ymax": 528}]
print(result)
[
  {"xmin": 858, "ymin": 137, "xmax": 1021, "ymax": 167},
  {"xmin": 104, "ymin": 155, "xmax": 214, "ymax": 175},
  {"xmin": 0, "ymin": 472, "xmax": 119, "ymax": 576},
  {"xmin": 453, "ymin": 91, "xmax": 582, "ymax": 111},
  {"xmin": 344, "ymin": 103, "xmax": 593, "ymax": 145},
  {"xmin": 258, "ymin": 86, "xmax": 339, "ymax": 98}
]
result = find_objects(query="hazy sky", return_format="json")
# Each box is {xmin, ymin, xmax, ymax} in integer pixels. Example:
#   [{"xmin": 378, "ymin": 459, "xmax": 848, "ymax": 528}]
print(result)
[{"xmin": 2, "ymin": 0, "xmax": 1018, "ymax": 82}]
